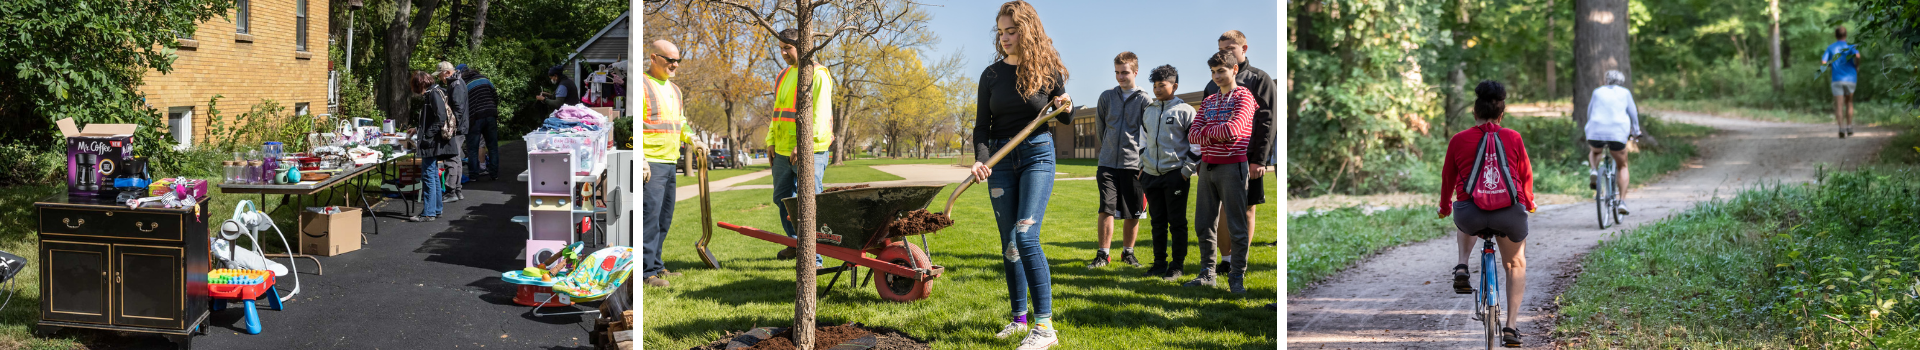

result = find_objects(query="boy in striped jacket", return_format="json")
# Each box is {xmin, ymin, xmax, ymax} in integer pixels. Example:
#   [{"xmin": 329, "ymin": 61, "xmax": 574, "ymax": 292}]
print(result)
[{"xmin": 1184, "ymin": 50, "xmax": 1256, "ymax": 294}]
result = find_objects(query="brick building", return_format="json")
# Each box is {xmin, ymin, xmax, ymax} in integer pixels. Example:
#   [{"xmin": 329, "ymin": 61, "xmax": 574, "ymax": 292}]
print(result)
[{"xmin": 143, "ymin": 0, "xmax": 330, "ymax": 148}]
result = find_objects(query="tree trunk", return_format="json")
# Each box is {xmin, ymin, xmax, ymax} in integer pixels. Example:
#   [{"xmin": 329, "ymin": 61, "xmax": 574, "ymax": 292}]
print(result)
[
  {"xmin": 1573, "ymin": 0, "xmax": 1630, "ymax": 143},
  {"xmin": 1443, "ymin": 0, "xmax": 1469, "ymax": 135},
  {"xmin": 1769, "ymin": 0, "xmax": 1783, "ymax": 95},
  {"xmin": 1545, "ymin": 0, "xmax": 1556, "ymax": 101},
  {"xmin": 443, "ymin": 0, "xmax": 463, "ymax": 54},
  {"xmin": 469, "ymin": 0, "xmax": 489, "ymax": 51},
  {"xmin": 382, "ymin": 0, "xmax": 443, "ymax": 124},
  {"xmin": 1445, "ymin": 64, "xmax": 1465, "ymax": 135},
  {"xmin": 790, "ymin": 1, "xmax": 818, "ymax": 348}
]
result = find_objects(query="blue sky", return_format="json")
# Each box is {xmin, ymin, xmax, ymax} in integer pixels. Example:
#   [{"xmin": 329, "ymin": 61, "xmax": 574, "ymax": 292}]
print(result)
[{"xmin": 919, "ymin": 0, "xmax": 1279, "ymax": 106}]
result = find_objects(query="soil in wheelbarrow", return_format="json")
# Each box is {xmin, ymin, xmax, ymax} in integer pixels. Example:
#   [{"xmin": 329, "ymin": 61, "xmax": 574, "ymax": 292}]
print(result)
[
  {"xmin": 886, "ymin": 209, "xmax": 954, "ymax": 238},
  {"xmin": 687, "ymin": 323, "xmax": 932, "ymax": 350}
]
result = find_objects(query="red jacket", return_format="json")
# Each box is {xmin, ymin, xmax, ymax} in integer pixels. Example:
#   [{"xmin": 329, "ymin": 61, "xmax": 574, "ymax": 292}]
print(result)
[
  {"xmin": 1190, "ymin": 86, "xmax": 1256, "ymax": 164},
  {"xmin": 1439, "ymin": 122, "xmax": 1536, "ymax": 216}
]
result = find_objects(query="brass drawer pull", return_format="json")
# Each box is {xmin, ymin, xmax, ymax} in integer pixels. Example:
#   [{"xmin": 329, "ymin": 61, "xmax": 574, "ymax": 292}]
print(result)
[
  {"xmin": 136, "ymin": 222, "xmax": 160, "ymax": 232},
  {"xmin": 62, "ymin": 218, "xmax": 84, "ymax": 229}
]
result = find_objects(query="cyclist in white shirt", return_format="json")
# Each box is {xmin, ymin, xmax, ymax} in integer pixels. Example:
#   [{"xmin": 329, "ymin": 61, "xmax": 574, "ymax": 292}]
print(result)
[{"xmin": 1584, "ymin": 70, "xmax": 1641, "ymax": 215}]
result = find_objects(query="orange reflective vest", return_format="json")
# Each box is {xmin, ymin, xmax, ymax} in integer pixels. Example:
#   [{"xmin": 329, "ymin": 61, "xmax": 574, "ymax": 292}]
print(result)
[{"xmin": 640, "ymin": 75, "xmax": 694, "ymax": 163}]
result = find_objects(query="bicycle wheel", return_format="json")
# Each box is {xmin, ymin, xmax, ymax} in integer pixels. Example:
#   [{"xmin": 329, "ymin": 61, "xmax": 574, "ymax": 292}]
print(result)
[
  {"xmin": 1485, "ymin": 304, "xmax": 1501, "ymax": 349},
  {"xmin": 1480, "ymin": 242, "xmax": 1503, "ymax": 349},
  {"xmin": 1594, "ymin": 173, "xmax": 1609, "ymax": 230}
]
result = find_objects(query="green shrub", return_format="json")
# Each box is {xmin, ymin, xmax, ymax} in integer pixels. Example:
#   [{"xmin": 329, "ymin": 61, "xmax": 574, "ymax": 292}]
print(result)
[{"xmin": 0, "ymin": 145, "xmax": 62, "ymax": 186}]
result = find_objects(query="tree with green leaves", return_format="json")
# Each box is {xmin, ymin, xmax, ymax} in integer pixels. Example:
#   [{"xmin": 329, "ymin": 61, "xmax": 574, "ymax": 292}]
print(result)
[{"xmin": 0, "ymin": 0, "xmax": 233, "ymax": 146}]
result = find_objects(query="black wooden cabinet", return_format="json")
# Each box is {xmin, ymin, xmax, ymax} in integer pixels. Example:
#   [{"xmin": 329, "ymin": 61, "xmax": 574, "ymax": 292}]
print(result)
[{"xmin": 35, "ymin": 196, "xmax": 210, "ymax": 349}]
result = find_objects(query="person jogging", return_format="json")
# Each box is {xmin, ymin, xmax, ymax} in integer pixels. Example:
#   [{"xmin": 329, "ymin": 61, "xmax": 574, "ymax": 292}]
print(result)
[{"xmin": 1823, "ymin": 26, "xmax": 1863, "ymax": 138}]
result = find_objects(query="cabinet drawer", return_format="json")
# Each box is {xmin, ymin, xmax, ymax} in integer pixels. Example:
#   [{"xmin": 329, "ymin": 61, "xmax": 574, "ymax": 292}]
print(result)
[{"xmin": 39, "ymin": 208, "xmax": 184, "ymax": 242}]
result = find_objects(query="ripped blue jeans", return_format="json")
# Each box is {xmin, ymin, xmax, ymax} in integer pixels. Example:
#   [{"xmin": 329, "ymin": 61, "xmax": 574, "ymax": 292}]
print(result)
[{"xmin": 985, "ymin": 132, "xmax": 1056, "ymax": 319}]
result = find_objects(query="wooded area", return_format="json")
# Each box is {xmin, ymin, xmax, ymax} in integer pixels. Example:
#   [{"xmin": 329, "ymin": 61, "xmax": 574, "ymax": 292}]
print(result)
[
  {"xmin": 1288, "ymin": 0, "xmax": 1916, "ymax": 197},
  {"xmin": 644, "ymin": 0, "xmax": 971, "ymax": 165}
]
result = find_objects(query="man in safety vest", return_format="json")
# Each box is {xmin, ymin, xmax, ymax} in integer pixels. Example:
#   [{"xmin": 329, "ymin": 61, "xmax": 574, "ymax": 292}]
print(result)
[
  {"xmin": 768, "ymin": 28, "xmax": 835, "ymax": 264},
  {"xmin": 639, "ymin": 39, "xmax": 703, "ymax": 288}
]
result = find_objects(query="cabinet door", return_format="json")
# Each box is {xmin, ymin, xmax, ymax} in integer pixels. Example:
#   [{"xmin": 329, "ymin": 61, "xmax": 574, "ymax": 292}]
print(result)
[
  {"xmin": 41, "ymin": 241, "xmax": 111, "ymax": 324},
  {"xmin": 113, "ymin": 245, "xmax": 184, "ymax": 329}
]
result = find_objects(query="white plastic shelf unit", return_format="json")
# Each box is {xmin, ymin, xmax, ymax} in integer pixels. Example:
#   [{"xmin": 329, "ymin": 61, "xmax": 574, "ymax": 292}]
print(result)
[{"xmin": 525, "ymin": 151, "xmax": 576, "ymax": 267}]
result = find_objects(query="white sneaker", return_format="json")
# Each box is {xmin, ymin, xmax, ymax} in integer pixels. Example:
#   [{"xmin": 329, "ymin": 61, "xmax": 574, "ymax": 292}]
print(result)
[
  {"xmin": 1615, "ymin": 201, "xmax": 1631, "ymax": 216},
  {"xmin": 1016, "ymin": 328, "xmax": 1058, "ymax": 350},
  {"xmin": 994, "ymin": 322, "xmax": 1028, "ymax": 339}
]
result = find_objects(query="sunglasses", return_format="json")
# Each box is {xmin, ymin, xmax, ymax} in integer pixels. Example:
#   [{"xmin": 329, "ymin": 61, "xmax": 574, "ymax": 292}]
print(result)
[{"xmin": 652, "ymin": 53, "xmax": 683, "ymax": 64}]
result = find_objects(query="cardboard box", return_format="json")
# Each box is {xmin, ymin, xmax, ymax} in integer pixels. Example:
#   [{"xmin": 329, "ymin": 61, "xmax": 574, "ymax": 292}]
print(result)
[
  {"xmin": 299, "ymin": 207, "xmax": 363, "ymax": 256},
  {"xmin": 58, "ymin": 118, "xmax": 139, "ymax": 197}
]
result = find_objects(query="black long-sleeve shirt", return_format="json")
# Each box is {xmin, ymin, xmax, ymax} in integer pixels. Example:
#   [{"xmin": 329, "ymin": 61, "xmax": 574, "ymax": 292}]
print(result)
[
  {"xmin": 1204, "ymin": 59, "xmax": 1276, "ymax": 166},
  {"xmin": 974, "ymin": 60, "xmax": 1067, "ymax": 162}
]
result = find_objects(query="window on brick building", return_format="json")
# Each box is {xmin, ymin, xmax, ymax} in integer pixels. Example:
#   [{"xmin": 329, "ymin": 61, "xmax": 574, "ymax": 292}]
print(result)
[
  {"xmin": 235, "ymin": 0, "xmax": 250, "ymax": 34},
  {"xmin": 167, "ymin": 107, "xmax": 194, "ymax": 150},
  {"xmin": 295, "ymin": 0, "xmax": 308, "ymax": 51}
]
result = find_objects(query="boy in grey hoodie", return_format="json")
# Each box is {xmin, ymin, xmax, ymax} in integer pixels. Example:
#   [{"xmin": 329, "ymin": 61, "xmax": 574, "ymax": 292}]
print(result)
[
  {"xmin": 1139, "ymin": 64, "xmax": 1198, "ymax": 280},
  {"xmin": 1089, "ymin": 52, "xmax": 1152, "ymax": 269}
]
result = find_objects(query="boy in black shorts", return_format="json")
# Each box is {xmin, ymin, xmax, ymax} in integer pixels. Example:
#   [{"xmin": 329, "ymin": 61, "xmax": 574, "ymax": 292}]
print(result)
[{"xmin": 1089, "ymin": 52, "xmax": 1151, "ymax": 268}]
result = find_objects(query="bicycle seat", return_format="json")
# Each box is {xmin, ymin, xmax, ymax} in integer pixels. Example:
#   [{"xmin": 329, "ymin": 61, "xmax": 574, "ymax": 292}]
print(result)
[{"xmin": 1472, "ymin": 228, "xmax": 1509, "ymax": 239}]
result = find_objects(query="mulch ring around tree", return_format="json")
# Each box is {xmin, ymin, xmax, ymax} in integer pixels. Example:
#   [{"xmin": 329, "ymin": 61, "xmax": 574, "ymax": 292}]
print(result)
[{"xmin": 689, "ymin": 323, "xmax": 932, "ymax": 350}]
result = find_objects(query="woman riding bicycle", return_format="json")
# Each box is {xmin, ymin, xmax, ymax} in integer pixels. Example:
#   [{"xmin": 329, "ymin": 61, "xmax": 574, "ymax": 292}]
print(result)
[
  {"xmin": 1584, "ymin": 70, "xmax": 1641, "ymax": 215},
  {"xmin": 1440, "ymin": 80, "xmax": 1536, "ymax": 347}
]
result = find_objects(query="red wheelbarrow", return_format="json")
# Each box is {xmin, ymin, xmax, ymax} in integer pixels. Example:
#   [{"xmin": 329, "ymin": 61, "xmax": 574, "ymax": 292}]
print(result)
[{"xmin": 716, "ymin": 183, "xmax": 949, "ymax": 302}]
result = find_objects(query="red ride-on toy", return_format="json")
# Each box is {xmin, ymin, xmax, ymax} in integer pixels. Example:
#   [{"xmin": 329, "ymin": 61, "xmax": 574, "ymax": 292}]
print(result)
[{"xmin": 716, "ymin": 184, "xmax": 948, "ymax": 302}]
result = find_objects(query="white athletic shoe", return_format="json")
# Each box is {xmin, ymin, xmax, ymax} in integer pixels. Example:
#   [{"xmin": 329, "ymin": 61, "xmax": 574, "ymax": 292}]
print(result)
[
  {"xmin": 994, "ymin": 322, "xmax": 1028, "ymax": 339},
  {"xmin": 1615, "ymin": 201, "xmax": 1632, "ymax": 216},
  {"xmin": 1016, "ymin": 328, "xmax": 1058, "ymax": 350}
]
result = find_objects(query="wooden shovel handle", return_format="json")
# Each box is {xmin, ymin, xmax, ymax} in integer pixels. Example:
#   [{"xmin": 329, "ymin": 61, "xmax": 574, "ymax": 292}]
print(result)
[{"xmin": 941, "ymin": 101, "xmax": 1074, "ymax": 215}]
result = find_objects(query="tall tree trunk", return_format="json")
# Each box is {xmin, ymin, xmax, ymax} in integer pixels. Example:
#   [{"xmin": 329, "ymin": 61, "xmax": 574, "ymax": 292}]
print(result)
[
  {"xmin": 469, "ymin": 0, "xmax": 489, "ymax": 51},
  {"xmin": 1769, "ymin": 0, "xmax": 1783, "ymax": 95},
  {"xmin": 1573, "ymin": 0, "xmax": 1630, "ymax": 143},
  {"xmin": 1445, "ymin": 64, "xmax": 1466, "ymax": 135},
  {"xmin": 724, "ymin": 101, "xmax": 738, "ymax": 168},
  {"xmin": 1546, "ymin": 0, "xmax": 1557, "ymax": 101},
  {"xmin": 443, "ymin": 0, "xmax": 463, "ymax": 55},
  {"xmin": 382, "ymin": 0, "xmax": 443, "ymax": 124},
  {"xmin": 1443, "ymin": 0, "xmax": 1470, "ymax": 135},
  {"xmin": 790, "ymin": 1, "xmax": 818, "ymax": 348}
]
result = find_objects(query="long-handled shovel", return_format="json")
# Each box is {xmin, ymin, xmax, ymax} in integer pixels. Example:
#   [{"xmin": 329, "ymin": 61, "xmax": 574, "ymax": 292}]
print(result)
[
  {"xmin": 693, "ymin": 145, "xmax": 721, "ymax": 269},
  {"xmin": 938, "ymin": 100, "xmax": 1075, "ymax": 216}
]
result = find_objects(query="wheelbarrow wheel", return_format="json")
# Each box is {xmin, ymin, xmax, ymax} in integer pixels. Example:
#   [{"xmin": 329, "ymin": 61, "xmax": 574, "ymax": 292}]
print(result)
[{"xmin": 874, "ymin": 241, "xmax": 933, "ymax": 302}]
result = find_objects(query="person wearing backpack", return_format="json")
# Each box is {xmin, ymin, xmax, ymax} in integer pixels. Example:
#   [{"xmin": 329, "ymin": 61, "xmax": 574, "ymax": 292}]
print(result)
[{"xmin": 1438, "ymin": 80, "xmax": 1535, "ymax": 347}]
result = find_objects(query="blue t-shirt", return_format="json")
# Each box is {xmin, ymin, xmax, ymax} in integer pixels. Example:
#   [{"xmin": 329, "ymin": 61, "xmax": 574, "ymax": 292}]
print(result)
[{"xmin": 1823, "ymin": 41, "xmax": 1860, "ymax": 83}]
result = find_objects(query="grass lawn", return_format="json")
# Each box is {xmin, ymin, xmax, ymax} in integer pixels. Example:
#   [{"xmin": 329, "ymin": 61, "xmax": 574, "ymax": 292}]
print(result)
[
  {"xmin": 734, "ymin": 164, "xmax": 905, "ymax": 187},
  {"xmin": 676, "ymin": 163, "xmax": 772, "ymax": 186},
  {"xmin": 645, "ymin": 175, "xmax": 1280, "ymax": 349},
  {"xmin": 1551, "ymin": 168, "xmax": 1920, "ymax": 349}
]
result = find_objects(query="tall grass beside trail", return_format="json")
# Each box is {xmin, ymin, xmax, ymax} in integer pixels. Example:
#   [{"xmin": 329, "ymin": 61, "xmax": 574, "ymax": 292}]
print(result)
[
  {"xmin": 1287, "ymin": 207, "xmax": 1452, "ymax": 294},
  {"xmin": 1553, "ymin": 167, "xmax": 1920, "ymax": 349}
]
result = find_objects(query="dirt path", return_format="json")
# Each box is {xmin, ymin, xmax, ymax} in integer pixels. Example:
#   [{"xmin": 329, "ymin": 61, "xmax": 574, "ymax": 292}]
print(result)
[{"xmin": 1286, "ymin": 111, "xmax": 1892, "ymax": 349}]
